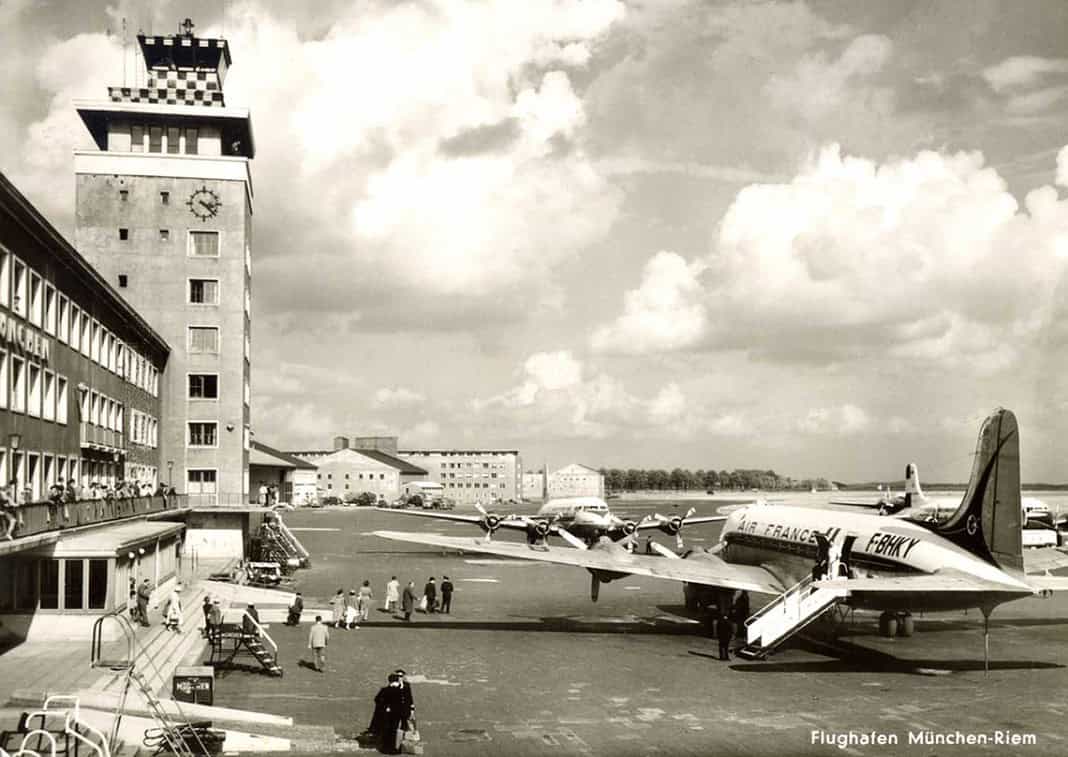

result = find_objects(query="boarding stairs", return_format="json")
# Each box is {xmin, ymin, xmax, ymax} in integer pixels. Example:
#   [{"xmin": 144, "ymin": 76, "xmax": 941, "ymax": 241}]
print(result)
[
  {"xmin": 737, "ymin": 575, "xmax": 847, "ymax": 660},
  {"xmin": 1, "ymin": 695, "xmax": 111, "ymax": 757},
  {"xmin": 90, "ymin": 613, "xmax": 212, "ymax": 757},
  {"xmin": 256, "ymin": 519, "xmax": 308, "ymax": 571},
  {"xmin": 208, "ymin": 612, "xmax": 283, "ymax": 677}
]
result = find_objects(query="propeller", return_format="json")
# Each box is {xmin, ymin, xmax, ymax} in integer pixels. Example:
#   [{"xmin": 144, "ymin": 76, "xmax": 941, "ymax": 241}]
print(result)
[
  {"xmin": 557, "ymin": 527, "xmax": 589, "ymax": 550},
  {"xmin": 520, "ymin": 517, "xmax": 552, "ymax": 544},
  {"xmin": 649, "ymin": 540, "xmax": 681, "ymax": 559},
  {"xmin": 653, "ymin": 507, "xmax": 697, "ymax": 550},
  {"xmin": 473, "ymin": 503, "xmax": 503, "ymax": 541}
]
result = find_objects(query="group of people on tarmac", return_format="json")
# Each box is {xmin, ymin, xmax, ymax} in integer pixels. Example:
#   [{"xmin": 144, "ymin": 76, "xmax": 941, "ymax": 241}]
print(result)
[
  {"xmin": 318, "ymin": 576, "xmax": 456, "ymax": 627},
  {"xmin": 328, "ymin": 581, "xmax": 377, "ymax": 628}
]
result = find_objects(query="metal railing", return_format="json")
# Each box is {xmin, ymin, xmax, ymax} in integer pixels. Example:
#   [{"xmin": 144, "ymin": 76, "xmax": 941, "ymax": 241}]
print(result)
[
  {"xmin": 7, "ymin": 494, "xmax": 189, "ymax": 542},
  {"xmin": 241, "ymin": 610, "xmax": 278, "ymax": 657},
  {"xmin": 186, "ymin": 492, "xmax": 260, "ymax": 507}
]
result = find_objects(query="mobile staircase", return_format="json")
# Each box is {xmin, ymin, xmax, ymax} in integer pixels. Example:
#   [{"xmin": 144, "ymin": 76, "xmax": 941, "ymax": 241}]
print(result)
[
  {"xmin": 207, "ymin": 611, "xmax": 283, "ymax": 677},
  {"xmin": 737, "ymin": 575, "xmax": 847, "ymax": 660},
  {"xmin": 90, "ymin": 613, "xmax": 212, "ymax": 757},
  {"xmin": 256, "ymin": 517, "xmax": 309, "ymax": 571}
]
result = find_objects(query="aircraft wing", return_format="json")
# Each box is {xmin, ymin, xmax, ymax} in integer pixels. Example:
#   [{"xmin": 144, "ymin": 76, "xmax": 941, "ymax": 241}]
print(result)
[
  {"xmin": 814, "ymin": 570, "xmax": 1031, "ymax": 595},
  {"xmin": 828, "ymin": 498, "xmax": 882, "ymax": 508},
  {"xmin": 372, "ymin": 507, "xmax": 539, "ymax": 533},
  {"xmin": 634, "ymin": 514, "xmax": 727, "ymax": 531},
  {"xmin": 373, "ymin": 530, "xmax": 786, "ymax": 594},
  {"xmin": 1021, "ymin": 575, "xmax": 1068, "ymax": 592}
]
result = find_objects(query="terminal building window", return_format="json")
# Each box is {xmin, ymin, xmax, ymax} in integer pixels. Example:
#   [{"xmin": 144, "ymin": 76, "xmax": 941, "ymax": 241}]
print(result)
[
  {"xmin": 189, "ymin": 231, "xmax": 220, "ymax": 258},
  {"xmin": 0, "ymin": 247, "xmax": 8, "ymax": 308},
  {"xmin": 188, "ymin": 422, "xmax": 218, "ymax": 447},
  {"xmin": 10, "ymin": 356, "xmax": 25, "ymax": 413},
  {"xmin": 12, "ymin": 258, "xmax": 26, "ymax": 318},
  {"xmin": 149, "ymin": 126, "xmax": 163, "ymax": 153},
  {"xmin": 188, "ymin": 326, "xmax": 219, "ymax": 354}
]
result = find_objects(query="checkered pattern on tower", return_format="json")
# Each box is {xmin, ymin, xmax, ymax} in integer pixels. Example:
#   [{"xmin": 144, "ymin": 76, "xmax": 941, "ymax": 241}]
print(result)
[{"xmin": 109, "ymin": 68, "xmax": 225, "ymax": 108}]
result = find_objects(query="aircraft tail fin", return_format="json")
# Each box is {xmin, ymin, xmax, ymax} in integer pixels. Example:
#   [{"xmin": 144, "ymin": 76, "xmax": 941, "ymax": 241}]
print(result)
[
  {"xmin": 932, "ymin": 408, "xmax": 1022, "ymax": 573},
  {"xmin": 904, "ymin": 463, "xmax": 923, "ymax": 499}
]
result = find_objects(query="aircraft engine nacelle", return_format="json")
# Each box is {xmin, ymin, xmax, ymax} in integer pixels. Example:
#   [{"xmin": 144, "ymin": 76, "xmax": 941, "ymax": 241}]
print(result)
[
  {"xmin": 658, "ymin": 516, "xmax": 685, "ymax": 536},
  {"xmin": 478, "ymin": 513, "xmax": 503, "ymax": 536},
  {"xmin": 620, "ymin": 519, "xmax": 639, "ymax": 536},
  {"xmin": 525, "ymin": 519, "xmax": 552, "ymax": 542}
]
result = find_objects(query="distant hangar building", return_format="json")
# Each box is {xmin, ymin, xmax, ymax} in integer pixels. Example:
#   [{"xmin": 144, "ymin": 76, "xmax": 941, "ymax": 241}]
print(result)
[
  {"xmin": 523, "ymin": 464, "xmax": 605, "ymax": 500},
  {"xmin": 290, "ymin": 437, "xmax": 427, "ymax": 501}
]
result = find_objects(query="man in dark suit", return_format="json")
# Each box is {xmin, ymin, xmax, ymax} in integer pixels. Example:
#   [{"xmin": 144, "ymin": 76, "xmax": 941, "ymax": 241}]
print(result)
[
  {"xmin": 717, "ymin": 614, "xmax": 733, "ymax": 661},
  {"xmin": 440, "ymin": 576, "xmax": 454, "ymax": 614},
  {"xmin": 394, "ymin": 668, "xmax": 415, "ymax": 730},
  {"xmin": 423, "ymin": 577, "xmax": 437, "ymax": 613}
]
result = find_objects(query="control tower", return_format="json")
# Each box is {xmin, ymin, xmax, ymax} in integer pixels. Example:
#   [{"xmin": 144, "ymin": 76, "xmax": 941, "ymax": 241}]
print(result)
[{"xmin": 73, "ymin": 19, "xmax": 254, "ymax": 508}]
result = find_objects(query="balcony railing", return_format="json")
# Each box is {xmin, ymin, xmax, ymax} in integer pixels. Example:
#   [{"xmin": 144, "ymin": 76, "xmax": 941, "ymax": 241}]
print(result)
[
  {"xmin": 5, "ymin": 494, "xmax": 189, "ymax": 542},
  {"xmin": 79, "ymin": 422, "xmax": 125, "ymax": 452}
]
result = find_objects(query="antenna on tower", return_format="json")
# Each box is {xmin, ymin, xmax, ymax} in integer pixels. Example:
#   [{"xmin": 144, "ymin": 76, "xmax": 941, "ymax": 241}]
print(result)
[{"xmin": 122, "ymin": 17, "xmax": 128, "ymax": 87}]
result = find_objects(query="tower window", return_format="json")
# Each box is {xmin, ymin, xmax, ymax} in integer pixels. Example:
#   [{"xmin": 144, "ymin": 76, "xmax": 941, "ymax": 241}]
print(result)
[
  {"xmin": 119, "ymin": 189, "xmax": 128, "ymax": 201},
  {"xmin": 167, "ymin": 127, "xmax": 181, "ymax": 155},
  {"xmin": 188, "ymin": 278, "xmax": 219, "ymax": 304},
  {"xmin": 161, "ymin": 191, "xmax": 170, "ymax": 205},
  {"xmin": 184, "ymin": 128, "xmax": 198, "ymax": 155},
  {"xmin": 149, "ymin": 127, "xmax": 163, "ymax": 153},
  {"xmin": 188, "ymin": 422, "xmax": 218, "ymax": 447},
  {"xmin": 119, "ymin": 228, "xmax": 129, "ymax": 241},
  {"xmin": 188, "ymin": 374, "xmax": 219, "ymax": 399},
  {"xmin": 131, "ymin": 125, "xmax": 144, "ymax": 153},
  {"xmin": 188, "ymin": 326, "xmax": 220, "ymax": 354},
  {"xmin": 189, "ymin": 231, "xmax": 220, "ymax": 257},
  {"xmin": 118, "ymin": 275, "xmax": 128, "ymax": 288},
  {"xmin": 159, "ymin": 229, "xmax": 170, "ymax": 241}
]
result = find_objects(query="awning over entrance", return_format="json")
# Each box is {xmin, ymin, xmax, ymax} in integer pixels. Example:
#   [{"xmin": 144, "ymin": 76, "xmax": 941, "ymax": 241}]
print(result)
[{"xmin": 25, "ymin": 521, "xmax": 186, "ymax": 558}]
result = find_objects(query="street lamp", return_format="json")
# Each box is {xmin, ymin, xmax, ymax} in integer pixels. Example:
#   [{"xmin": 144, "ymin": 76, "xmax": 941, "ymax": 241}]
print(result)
[{"xmin": 167, "ymin": 460, "xmax": 174, "ymax": 486}]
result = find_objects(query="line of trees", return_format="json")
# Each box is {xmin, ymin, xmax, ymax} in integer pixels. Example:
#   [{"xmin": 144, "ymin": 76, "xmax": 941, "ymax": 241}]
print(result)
[{"xmin": 599, "ymin": 468, "xmax": 831, "ymax": 493}]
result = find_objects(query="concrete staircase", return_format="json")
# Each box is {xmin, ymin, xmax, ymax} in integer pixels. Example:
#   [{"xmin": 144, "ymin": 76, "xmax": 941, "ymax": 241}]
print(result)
[{"xmin": 92, "ymin": 584, "xmax": 212, "ymax": 697}]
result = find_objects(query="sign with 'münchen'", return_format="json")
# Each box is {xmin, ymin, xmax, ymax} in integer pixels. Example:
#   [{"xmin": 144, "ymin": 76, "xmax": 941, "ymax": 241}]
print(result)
[{"xmin": 0, "ymin": 313, "xmax": 51, "ymax": 362}]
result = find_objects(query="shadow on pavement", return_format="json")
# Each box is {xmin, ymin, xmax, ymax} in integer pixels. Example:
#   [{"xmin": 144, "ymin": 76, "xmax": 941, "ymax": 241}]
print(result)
[
  {"xmin": 341, "ymin": 615, "xmax": 705, "ymax": 635},
  {"xmin": 713, "ymin": 635, "xmax": 1066, "ymax": 675}
]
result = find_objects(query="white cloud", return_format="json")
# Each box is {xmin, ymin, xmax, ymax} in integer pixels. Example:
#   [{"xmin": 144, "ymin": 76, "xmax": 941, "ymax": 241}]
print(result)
[
  {"xmin": 372, "ymin": 387, "xmax": 426, "ymax": 410},
  {"xmin": 591, "ymin": 251, "xmax": 707, "ymax": 355},
  {"xmin": 983, "ymin": 56, "xmax": 1068, "ymax": 94},
  {"xmin": 524, "ymin": 351, "xmax": 584, "ymax": 391},
  {"xmin": 647, "ymin": 383, "xmax": 686, "ymax": 425},
  {"xmin": 600, "ymin": 144, "xmax": 1068, "ymax": 369},
  {"xmin": 1056, "ymin": 145, "xmax": 1068, "ymax": 188},
  {"xmin": 795, "ymin": 404, "xmax": 871, "ymax": 435},
  {"xmin": 765, "ymin": 34, "xmax": 894, "ymax": 122}
]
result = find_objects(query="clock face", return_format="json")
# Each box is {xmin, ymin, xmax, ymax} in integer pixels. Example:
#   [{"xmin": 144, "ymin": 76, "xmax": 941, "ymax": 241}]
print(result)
[{"xmin": 186, "ymin": 186, "xmax": 221, "ymax": 221}]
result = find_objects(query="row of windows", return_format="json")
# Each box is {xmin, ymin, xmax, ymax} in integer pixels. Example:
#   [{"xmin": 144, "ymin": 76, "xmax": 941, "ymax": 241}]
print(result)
[
  {"xmin": 0, "ymin": 450, "xmax": 160, "ymax": 504},
  {"xmin": 0, "ymin": 245, "xmax": 159, "ymax": 398},
  {"xmin": 0, "ymin": 558, "xmax": 109, "ymax": 613},
  {"xmin": 318, "ymin": 472, "xmax": 389, "ymax": 481},
  {"xmin": 116, "ymin": 228, "xmax": 219, "ymax": 259},
  {"xmin": 444, "ymin": 472, "xmax": 500, "ymax": 479},
  {"xmin": 0, "ymin": 350, "xmax": 69, "ymax": 424},
  {"xmin": 79, "ymin": 386, "xmax": 125, "ymax": 433},
  {"xmin": 129, "ymin": 408, "xmax": 159, "ymax": 448},
  {"xmin": 443, "ymin": 462, "xmax": 508, "ymax": 470},
  {"xmin": 444, "ymin": 482, "xmax": 508, "ymax": 489},
  {"xmin": 130, "ymin": 124, "xmax": 200, "ymax": 156}
]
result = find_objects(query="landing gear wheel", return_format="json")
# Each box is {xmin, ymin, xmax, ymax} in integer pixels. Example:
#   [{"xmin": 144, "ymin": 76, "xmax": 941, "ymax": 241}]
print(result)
[
  {"xmin": 878, "ymin": 611, "xmax": 898, "ymax": 638},
  {"xmin": 898, "ymin": 614, "xmax": 915, "ymax": 637}
]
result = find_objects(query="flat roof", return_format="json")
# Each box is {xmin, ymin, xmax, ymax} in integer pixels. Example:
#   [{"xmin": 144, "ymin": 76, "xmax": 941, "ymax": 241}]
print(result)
[
  {"xmin": 27, "ymin": 521, "xmax": 185, "ymax": 558},
  {"xmin": 74, "ymin": 100, "xmax": 255, "ymax": 159}
]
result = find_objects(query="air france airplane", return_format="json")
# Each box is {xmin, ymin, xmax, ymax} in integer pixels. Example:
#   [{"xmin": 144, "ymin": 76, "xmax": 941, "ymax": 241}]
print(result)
[
  {"xmin": 376, "ymin": 409, "xmax": 1068, "ymax": 664},
  {"xmin": 377, "ymin": 495, "xmax": 721, "ymax": 547}
]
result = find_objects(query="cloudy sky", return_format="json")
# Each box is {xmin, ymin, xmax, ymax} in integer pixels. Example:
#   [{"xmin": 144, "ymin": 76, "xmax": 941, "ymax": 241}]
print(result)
[{"xmin": 4, "ymin": 0, "xmax": 1068, "ymax": 483}]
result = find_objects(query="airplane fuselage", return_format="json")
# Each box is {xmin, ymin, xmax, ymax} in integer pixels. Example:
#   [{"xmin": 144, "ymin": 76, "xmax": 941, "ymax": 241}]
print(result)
[{"xmin": 712, "ymin": 505, "xmax": 1032, "ymax": 613}]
